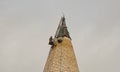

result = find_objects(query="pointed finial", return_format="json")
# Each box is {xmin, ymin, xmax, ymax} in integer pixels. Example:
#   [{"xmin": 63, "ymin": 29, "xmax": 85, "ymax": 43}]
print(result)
[{"xmin": 54, "ymin": 16, "xmax": 71, "ymax": 39}]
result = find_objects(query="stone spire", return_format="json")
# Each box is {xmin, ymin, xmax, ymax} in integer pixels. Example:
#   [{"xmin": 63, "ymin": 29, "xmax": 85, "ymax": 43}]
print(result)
[{"xmin": 43, "ymin": 16, "xmax": 79, "ymax": 72}]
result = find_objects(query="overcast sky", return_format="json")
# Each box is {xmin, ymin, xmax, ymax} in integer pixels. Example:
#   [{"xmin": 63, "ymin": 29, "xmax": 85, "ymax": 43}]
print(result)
[{"xmin": 0, "ymin": 0, "xmax": 120, "ymax": 72}]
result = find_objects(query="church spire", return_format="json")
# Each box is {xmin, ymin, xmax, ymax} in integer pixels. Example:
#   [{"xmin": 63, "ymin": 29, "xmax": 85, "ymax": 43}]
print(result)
[
  {"xmin": 44, "ymin": 16, "xmax": 79, "ymax": 72},
  {"xmin": 55, "ymin": 16, "xmax": 71, "ymax": 39}
]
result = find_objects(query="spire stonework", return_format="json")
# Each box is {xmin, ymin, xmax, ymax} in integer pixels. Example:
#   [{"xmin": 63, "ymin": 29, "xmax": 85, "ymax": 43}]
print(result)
[{"xmin": 43, "ymin": 17, "xmax": 79, "ymax": 72}]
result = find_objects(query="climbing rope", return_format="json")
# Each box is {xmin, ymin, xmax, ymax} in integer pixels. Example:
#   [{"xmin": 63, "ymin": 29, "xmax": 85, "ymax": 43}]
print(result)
[{"xmin": 59, "ymin": 38, "xmax": 63, "ymax": 72}]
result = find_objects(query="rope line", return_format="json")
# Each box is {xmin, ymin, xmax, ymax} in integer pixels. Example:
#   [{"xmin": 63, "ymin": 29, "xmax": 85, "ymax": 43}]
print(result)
[{"xmin": 60, "ymin": 41, "xmax": 63, "ymax": 72}]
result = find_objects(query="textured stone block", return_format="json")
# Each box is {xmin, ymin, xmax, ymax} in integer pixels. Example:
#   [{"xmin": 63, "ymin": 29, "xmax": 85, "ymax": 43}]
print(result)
[{"xmin": 43, "ymin": 37, "xmax": 79, "ymax": 72}]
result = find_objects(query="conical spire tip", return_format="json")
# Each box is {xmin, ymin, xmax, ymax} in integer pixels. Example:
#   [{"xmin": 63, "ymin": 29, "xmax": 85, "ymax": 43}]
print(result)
[{"xmin": 54, "ymin": 16, "xmax": 71, "ymax": 39}]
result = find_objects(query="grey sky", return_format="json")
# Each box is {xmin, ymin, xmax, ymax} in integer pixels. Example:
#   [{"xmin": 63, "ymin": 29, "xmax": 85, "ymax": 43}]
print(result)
[{"xmin": 0, "ymin": 0, "xmax": 120, "ymax": 72}]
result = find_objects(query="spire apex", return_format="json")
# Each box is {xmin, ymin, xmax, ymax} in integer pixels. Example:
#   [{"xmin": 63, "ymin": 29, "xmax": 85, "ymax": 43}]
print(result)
[{"xmin": 55, "ymin": 16, "xmax": 71, "ymax": 39}]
